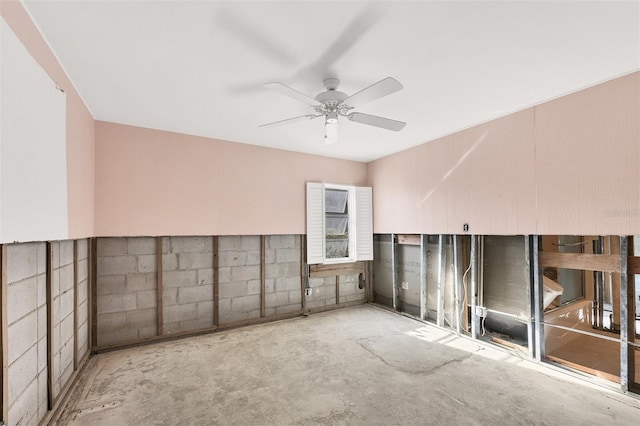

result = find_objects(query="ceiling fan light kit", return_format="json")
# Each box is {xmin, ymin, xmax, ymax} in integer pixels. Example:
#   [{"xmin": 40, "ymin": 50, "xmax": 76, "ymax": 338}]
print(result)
[{"xmin": 260, "ymin": 77, "xmax": 406, "ymax": 144}]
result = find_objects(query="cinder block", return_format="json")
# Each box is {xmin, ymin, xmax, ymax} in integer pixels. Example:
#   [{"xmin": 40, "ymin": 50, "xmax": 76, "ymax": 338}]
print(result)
[
  {"xmin": 127, "ymin": 308, "xmax": 157, "ymax": 328},
  {"xmin": 289, "ymin": 290, "xmax": 302, "ymax": 305},
  {"xmin": 162, "ymin": 254, "xmax": 178, "ymax": 271},
  {"xmin": 37, "ymin": 337, "xmax": 47, "ymax": 375},
  {"xmin": 138, "ymin": 325, "xmax": 158, "ymax": 339},
  {"xmin": 230, "ymin": 294, "xmax": 260, "ymax": 313},
  {"xmin": 170, "ymin": 236, "xmax": 208, "ymax": 253},
  {"xmin": 163, "ymin": 270, "xmax": 197, "ymax": 288},
  {"xmin": 265, "ymin": 278, "xmax": 275, "ymax": 293},
  {"xmin": 265, "ymin": 291, "xmax": 289, "ymax": 308},
  {"xmin": 164, "ymin": 303, "xmax": 198, "ymax": 323},
  {"xmin": 176, "ymin": 317, "xmax": 214, "ymax": 332},
  {"xmin": 59, "ymin": 240, "xmax": 74, "ymax": 266},
  {"xmin": 218, "ymin": 251, "xmax": 248, "ymax": 267},
  {"xmin": 52, "ymin": 297, "xmax": 61, "ymax": 330},
  {"xmin": 7, "ymin": 243, "xmax": 38, "ymax": 284},
  {"xmin": 8, "ymin": 343, "xmax": 37, "ymax": 404},
  {"xmin": 60, "ymin": 289, "xmax": 75, "ymax": 318},
  {"xmin": 346, "ymin": 293, "xmax": 365, "ymax": 302},
  {"xmin": 178, "ymin": 285, "xmax": 213, "ymax": 304},
  {"xmin": 97, "ymin": 256, "xmax": 137, "ymax": 276},
  {"xmin": 197, "ymin": 301, "xmax": 214, "ymax": 319},
  {"xmin": 267, "ymin": 235, "xmax": 298, "ymax": 249},
  {"xmin": 77, "ymin": 239, "xmax": 89, "ymax": 260},
  {"xmin": 77, "ymin": 279, "xmax": 88, "ymax": 305},
  {"xmin": 37, "ymin": 242, "xmax": 47, "ymax": 275},
  {"xmin": 247, "ymin": 279, "xmax": 261, "ymax": 295},
  {"xmin": 126, "ymin": 273, "xmax": 157, "ymax": 291},
  {"xmin": 137, "ymin": 255, "xmax": 157, "ymax": 273},
  {"xmin": 8, "ymin": 277, "xmax": 37, "ymax": 324},
  {"xmin": 97, "ymin": 238, "xmax": 126, "ymax": 257},
  {"xmin": 97, "ymin": 293, "xmax": 137, "ymax": 314},
  {"xmin": 96, "ymin": 312, "xmax": 127, "ymax": 332},
  {"xmin": 265, "ymin": 262, "xmax": 299, "ymax": 279},
  {"xmin": 197, "ymin": 268, "xmax": 213, "ymax": 285},
  {"xmin": 37, "ymin": 274, "xmax": 46, "ymax": 308},
  {"xmin": 230, "ymin": 265, "xmax": 260, "ymax": 282},
  {"xmin": 163, "ymin": 288, "xmax": 178, "ymax": 306},
  {"xmin": 52, "ymin": 269, "xmax": 60, "ymax": 298},
  {"xmin": 137, "ymin": 290, "xmax": 158, "ymax": 309},
  {"xmin": 218, "ymin": 236, "xmax": 241, "ymax": 251},
  {"xmin": 246, "ymin": 250, "xmax": 262, "ymax": 266},
  {"xmin": 339, "ymin": 281, "xmax": 357, "ymax": 296},
  {"xmin": 276, "ymin": 248, "xmax": 300, "ymax": 263},
  {"xmin": 306, "ymin": 299, "xmax": 327, "ymax": 309},
  {"xmin": 8, "ymin": 375, "xmax": 38, "ymax": 426},
  {"xmin": 77, "ymin": 299, "xmax": 88, "ymax": 328},
  {"xmin": 276, "ymin": 304, "xmax": 301, "ymax": 315},
  {"xmin": 275, "ymin": 276, "xmax": 301, "ymax": 292},
  {"xmin": 265, "ymin": 307, "xmax": 276, "ymax": 317},
  {"xmin": 219, "ymin": 281, "xmax": 249, "ymax": 299},
  {"xmin": 341, "ymin": 274, "xmax": 359, "ymax": 283},
  {"xmin": 178, "ymin": 252, "xmax": 213, "ymax": 270},
  {"xmin": 127, "ymin": 237, "xmax": 157, "ymax": 255},
  {"xmin": 60, "ymin": 264, "xmax": 74, "ymax": 293},
  {"xmin": 97, "ymin": 275, "xmax": 126, "ymax": 296},
  {"xmin": 37, "ymin": 306, "xmax": 47, "ymax": 342},
  {"xmin": 51, "ymin": 241, "xmax": 60, "ymax": 269},
  {"xmin": 98, "ymin": 329, "xmax": 139, "ymax": 346},
  {"xmin": 38, "ymin": 374, "xmax": 48, "ymax": 421},
  {"xmin": 8, "ymin": 310, "xmax": 37, "ymax": 365},
  {"xmin": 264, "ymin": 249, "xmax": 275, "ymax": 264},
  {"xmin": 218, "ymin": 267, "xmax": 231, "ymax": 283},
  {"xmin": 218, "ymin": 298, "xmax": 231, "ymax": 319},
  {"xmin": 77, "ymin": 259, "xmax": 89, "ymax": 282}
]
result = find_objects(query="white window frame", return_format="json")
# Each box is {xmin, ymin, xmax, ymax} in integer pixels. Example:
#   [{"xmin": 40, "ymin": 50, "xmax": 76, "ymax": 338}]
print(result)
[{"xmin": 306, "ymin": 182, "xmax": 373, "ymax": 265}]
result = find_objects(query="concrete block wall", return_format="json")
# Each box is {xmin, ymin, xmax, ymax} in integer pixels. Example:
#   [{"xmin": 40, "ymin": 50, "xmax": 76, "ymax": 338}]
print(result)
[
  {"xmin": 6, "ymin": 242, "xmax": 48, "ymax": 426},
  {"xmin": 218, "ymin": 236, "xmax": 262, "ymax": 323},
  {"xmin": 96, "ymin": 237, "xmax": 158, "ymax": 346},
  {"xmin": 264, "ymin": 235, "xmax": 303, "ymax": 316},
  {"xmin": 51, "ymin": 240, "xmax": 75, "ymax": 399},
  {"xmin": 162, "ymin": 236, "xmax": 214, "ymax": 333},
  {"xmin": 76, "ymin": 239, "xmax": 90, "ymax": 363},
  {"xmin": 338, "ymin": 274, "xmax": 364, "ymax": 304}
]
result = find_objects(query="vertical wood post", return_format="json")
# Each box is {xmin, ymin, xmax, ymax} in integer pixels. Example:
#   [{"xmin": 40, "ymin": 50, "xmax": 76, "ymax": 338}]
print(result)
[
  {"xmin": 1, "ymin": 245, "xmax": 8, "ymax": 423},
  {"xmin": 336, "ymin": 276, "xmax": 340, "ymax": 304},
  {"xmin": 213, "ymin": 236, "xmax": 219, "ymax": 326},
  {"xmin": 261, "ymin": 236, "xmax": 266, "ymax": 317},
  {"xmin": 90, "ymin": 238, "xmax": 98, "ymax": 350},
  {"xmin": 156, "ymin": 237, "xmax": 164, "ymax": 336},
  {"xmin": 46, "ymin": 242, "xmax": 54, "ymax": 409},
  {"xmin": 73, "ymin": 240, "xmax": 78, "ymax": 371},
  {"xmin": 300, "ymin": 235, "xmax": 307, "ymax": 310}
]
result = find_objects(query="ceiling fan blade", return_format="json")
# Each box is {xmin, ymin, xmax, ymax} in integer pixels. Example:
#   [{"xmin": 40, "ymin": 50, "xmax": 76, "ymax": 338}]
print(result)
[
  {"xmin": 259, "ymin": 114, "xmax": 322, "ymax": 128},
  {"xmin": 347, "ymin": 112, "xmax": 406, "ymax": 132},
  {"xmin": 264, "ymin": 82, "xmax": 321, "ymax": 107},
  {"xmin": 343, "ymin": 77, "xmax": 403, "ymax": 108}
]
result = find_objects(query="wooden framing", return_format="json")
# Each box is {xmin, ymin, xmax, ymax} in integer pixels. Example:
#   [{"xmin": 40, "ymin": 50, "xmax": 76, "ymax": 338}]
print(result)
[
  {"xmin": 213, "ymin": 236, "xmax": 219, "ymax": 326},
  {"xmin": 628, "ymin": 255, "xmax": 640, "ymax": 275},
  {"xmin": 90, "ymin": 238, "xmax": 98, "ymax": 349},
  {"xmin": 260, "ymin": 236, "xmax": 266, "ymax": 317},
  {"xmin": 1, "ymin": 245, "xmax": 8, "ymax": 423},
  {"xmin": 539, "ymin": 252, "xmax": 620, "ymax": 273},
  {"xmin": 309, "ymin": 261, "xmax": 365, "ymax": 278},
  {"xmin": 73, "ymin": 240, "xmax": 79, "ymax": 371},
  {"xmin": 335, "ymin": 276, "xmax": 340, "ymax": 304},
  {"xmin": 156, "ymin": 237, "xmax": 164, "ymax": 336},
  {"xmin": 300, "ymin": 235, "xmax": 306, "ymax": 310},
  {"xmin": 397, "ymin": 234, "xmax": 420, "ymax": 246},
  {"xmin": 46, "ymin": 242, "xmax": 54, "ymax": 409}
]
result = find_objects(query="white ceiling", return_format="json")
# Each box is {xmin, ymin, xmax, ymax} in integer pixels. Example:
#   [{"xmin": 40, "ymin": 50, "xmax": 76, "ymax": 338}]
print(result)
[{"xmin": 23, "ymin": 1, "xmax": 639, "ymax": 162}]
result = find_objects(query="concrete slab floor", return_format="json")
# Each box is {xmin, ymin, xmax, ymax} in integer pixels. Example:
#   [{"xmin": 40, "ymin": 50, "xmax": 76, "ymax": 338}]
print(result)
[{"xmin": 55, "ymin": 305, "xmax": 640, "ymax": 425}]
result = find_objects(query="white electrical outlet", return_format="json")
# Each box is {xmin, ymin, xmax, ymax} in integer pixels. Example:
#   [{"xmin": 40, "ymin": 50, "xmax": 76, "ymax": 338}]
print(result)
[
  {"xmin": 401, "ymin": 282, "xmax": 409, "ymax": 290},
  {"xmin": 475, "ymin": 306, "xmax": 487, "ymax": 318}
]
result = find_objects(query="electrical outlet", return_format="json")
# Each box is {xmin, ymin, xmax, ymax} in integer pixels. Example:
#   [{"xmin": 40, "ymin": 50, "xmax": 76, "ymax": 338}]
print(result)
[
  {"xmin": 401, "ymin": 281, "xmax": 409, "ymax": 290},
  {"xmin": 305, "ymin": 288, "xmax": 312, "ymax": 297},
  {"xmin": 475, "ymin": 306, "xmax": 487, "ymax": 318}
]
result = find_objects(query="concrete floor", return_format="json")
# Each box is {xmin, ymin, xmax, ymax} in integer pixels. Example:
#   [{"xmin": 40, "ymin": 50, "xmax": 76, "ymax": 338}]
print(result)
[{"xmin": 56, "ymin": 305, "xmax": 640, "ymax": 425}]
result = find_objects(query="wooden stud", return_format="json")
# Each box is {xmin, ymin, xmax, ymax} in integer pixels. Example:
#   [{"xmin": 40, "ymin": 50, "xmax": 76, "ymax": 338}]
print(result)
[
  {"xmin": 213, "ymin": 236, "xmax": 219, "ymax": 326},
  {"xmin": 335, "ymin": 276, "xmax": 340, "ymax": 304},
  {"xmin": 90, "ymin": 238, "xmax": 98, "ymax": 350},
  {"xmin": 397, "ymin": 234, "xmax": 421, "ymax": 246},
  {"xmin": 300, "ymin": 235, "xmax": 306, "ymax": 310},
  {"xmin": 46, "ymin": 242, "xmax": 54, "ymax": 409},
  {"xmin": 73, "ymin": 240, "xmax": 78, "ymax": 371},
  {"xmin": 156, "ymin": 237, "xmax": 164, "ymax": 336},
  {"xmin": 628, "ymin": 255, "xmax": 640, "ymax": 274},
  {"xmin": 1, "ymin": 245, "xmax": 8, "ymax": 423},
  {"xmin": 260, "ymin": 236, "xmax": 266, "ymax": 317},
  {"xmin": 539, "ymin": 252, "xmax": 621, "ymax": 273}
]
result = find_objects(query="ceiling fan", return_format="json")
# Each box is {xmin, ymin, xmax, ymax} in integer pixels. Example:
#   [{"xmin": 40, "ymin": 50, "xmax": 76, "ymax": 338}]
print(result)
[{"xmin": 259, "ymin": 77, "xmax": 406, "ymax": 144}]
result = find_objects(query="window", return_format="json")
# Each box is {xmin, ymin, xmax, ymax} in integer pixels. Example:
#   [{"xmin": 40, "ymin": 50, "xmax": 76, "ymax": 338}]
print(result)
[{"xmin": 306, "ymin": 182, "xmax": 373, "ymax": 264}]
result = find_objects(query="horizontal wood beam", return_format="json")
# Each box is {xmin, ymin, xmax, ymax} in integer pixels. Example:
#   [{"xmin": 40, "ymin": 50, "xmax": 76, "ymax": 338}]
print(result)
[
  {"xmin": 539, "ymin": 252, "xmax": 620, "ymax": 273},
  {"xmin": 309, "ymin": 261, "xmax": 365, "ymax": 278},
  {"xmin": 397, "ymin": 234, "xmax": 421, "ymax": 245}
]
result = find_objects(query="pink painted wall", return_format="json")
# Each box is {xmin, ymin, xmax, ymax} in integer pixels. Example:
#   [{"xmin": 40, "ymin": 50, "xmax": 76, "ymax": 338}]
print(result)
[
  {"xmin": 94, "ymin": 122, "xmax": 367, "ymax": 236},
  {"xmin": 1, "ymin": 2, "xmax": 95, "ymax": 238},
  {"xmin": 369, "ymin": 72, "xmax": 640, "ymax": 235}
]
